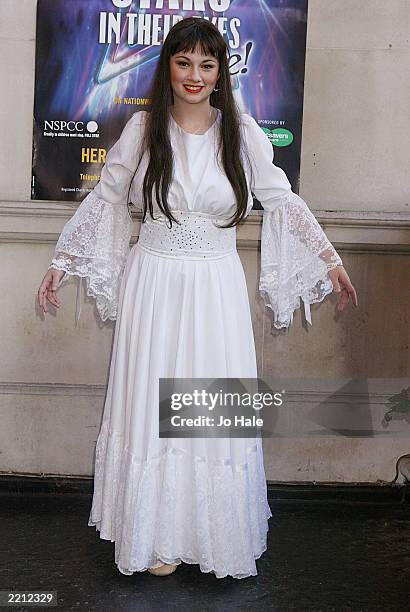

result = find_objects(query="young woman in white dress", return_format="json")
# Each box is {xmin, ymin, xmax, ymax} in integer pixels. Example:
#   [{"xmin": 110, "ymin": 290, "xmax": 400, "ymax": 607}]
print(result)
[{"xmin": 37, "ymin": 17, "xmax": 357, "ymax": 579}]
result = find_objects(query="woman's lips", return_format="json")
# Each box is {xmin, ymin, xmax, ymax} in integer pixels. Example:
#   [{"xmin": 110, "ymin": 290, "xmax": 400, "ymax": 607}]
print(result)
[{"xmin": 183, "ymin": 84, "xmax": 204, "ymax": 94}]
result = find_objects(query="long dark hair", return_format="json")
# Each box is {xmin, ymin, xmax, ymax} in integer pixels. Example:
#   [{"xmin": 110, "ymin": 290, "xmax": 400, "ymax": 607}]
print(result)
[{"xmin": 126, "ymin": 16, "xmax": 253, "ymax": 229}]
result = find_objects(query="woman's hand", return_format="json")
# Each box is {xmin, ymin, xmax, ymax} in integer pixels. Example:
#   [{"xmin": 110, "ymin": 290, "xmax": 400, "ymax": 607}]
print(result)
[
  {"xmin": 38, "ymin": 268, "xmax": 65, "ymax": 314},
  {"xmin": 328, "ymin": 266, "xmax": 358, "ymax": 312}
]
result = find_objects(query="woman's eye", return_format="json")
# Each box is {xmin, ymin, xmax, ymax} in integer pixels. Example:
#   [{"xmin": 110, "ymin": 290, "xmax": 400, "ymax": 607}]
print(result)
[{"xmin": 176, "ymin": 61, "xmax": 215, "ymax": 69}]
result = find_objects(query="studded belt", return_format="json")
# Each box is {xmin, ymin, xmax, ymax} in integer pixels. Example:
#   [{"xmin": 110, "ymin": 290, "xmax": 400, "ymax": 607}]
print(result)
[{"xmin": 136, "ymin": 209, "xmax": 237, "ymax": 260}]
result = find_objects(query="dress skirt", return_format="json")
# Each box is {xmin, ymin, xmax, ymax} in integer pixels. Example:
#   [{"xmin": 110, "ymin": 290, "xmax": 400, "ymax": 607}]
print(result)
[{"xmin": 87, "ymin": 210, "xmax": 272, "ymax": 579}]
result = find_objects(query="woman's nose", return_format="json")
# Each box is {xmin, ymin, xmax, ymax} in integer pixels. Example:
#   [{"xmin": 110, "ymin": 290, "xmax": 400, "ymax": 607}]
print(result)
[{"xmin": 188, "ymin": 67, "xmax": 201, "ymax": 81}]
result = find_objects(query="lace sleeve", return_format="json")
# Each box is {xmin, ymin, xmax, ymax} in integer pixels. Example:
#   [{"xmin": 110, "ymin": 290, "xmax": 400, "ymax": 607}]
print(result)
[
  {"xmin": 49, "ymin": 191, "xmax": 133, "ymax": 323},
  {"xmin": 259, "ymin": 191, "xmax": 343, "ymax": 329},
  {"xmin": 242, "ymin": 113, "xmax": 343, "ymax": 329},
  {"xmin": 49, "ymin": 111, "xmax": 146, "ymax": 323}
]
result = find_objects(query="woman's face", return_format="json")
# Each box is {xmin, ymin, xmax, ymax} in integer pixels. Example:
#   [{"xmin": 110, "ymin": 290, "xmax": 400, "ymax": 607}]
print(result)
[{"xmin": 169, "ymin": 46, "xmax": 219, "ymax": 104}]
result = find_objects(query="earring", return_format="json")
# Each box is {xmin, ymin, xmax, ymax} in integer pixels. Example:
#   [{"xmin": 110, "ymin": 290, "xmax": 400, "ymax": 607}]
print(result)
[{"xmin": 213, "ymin": 81, "xmax": 220, "ymax": 92}]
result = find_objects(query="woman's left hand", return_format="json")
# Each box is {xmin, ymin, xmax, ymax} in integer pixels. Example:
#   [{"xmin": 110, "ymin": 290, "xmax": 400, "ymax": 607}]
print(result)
[{"xmin": 328, "ymin": 266, "xmax": 358, "ymax": 312}]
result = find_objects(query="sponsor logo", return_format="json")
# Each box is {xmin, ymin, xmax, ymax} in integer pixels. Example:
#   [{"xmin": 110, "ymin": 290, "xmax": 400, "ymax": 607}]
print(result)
[
  {"xmin": 262, "ymin": 127, "xmax": 294, "ymax": 147},
  {"xmin": 43, "ymin": 120, "xmax": 99, "ymax": 132},
  {"xmin": 42, "ymin": 119, "xmax": 100, "ymax": 139}
]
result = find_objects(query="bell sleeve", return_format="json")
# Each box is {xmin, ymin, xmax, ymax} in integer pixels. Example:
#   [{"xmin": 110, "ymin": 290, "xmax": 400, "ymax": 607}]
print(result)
[
  {"xmin": 242, "ymin": 113, "xmax": 343, "ymax": 330},
  {"xmin": 49, "ymin": 112, "xmax": 144, "ymax": 324}
]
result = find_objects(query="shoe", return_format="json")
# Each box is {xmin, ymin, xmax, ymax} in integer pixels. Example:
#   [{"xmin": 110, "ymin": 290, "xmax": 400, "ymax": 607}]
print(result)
[{"xmin": 147, "ymin": 563, "xmax": 178, "ymax": 576}]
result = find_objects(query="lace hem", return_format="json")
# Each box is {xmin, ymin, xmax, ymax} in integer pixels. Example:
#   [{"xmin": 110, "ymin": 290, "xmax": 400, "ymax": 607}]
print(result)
[
  {"xmin": 88, "ymin": 422, "xmax": 272, "ymax": 579},
  {"xmin": 259, "ymin": 190, "xmax": 343, "ymax": 329},
  {"xmin": 49, "ymin": 190, "xmax": 133, "ymax": 322},
  {"xmin": 113, "ymin": 545, "xmax": 270, "ymax": 579}
]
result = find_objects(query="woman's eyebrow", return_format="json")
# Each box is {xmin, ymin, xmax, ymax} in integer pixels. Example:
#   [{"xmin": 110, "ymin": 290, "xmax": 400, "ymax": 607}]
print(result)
[{"xmin": 175, "ymin": 55, "xmax": 217, "ymax": 62}]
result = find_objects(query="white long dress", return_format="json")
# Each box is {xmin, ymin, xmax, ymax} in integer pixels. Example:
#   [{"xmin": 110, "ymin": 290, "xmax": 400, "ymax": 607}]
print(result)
[{"xmin": 49, "ymin": 108, "xmax": 342, "ymax": 579}]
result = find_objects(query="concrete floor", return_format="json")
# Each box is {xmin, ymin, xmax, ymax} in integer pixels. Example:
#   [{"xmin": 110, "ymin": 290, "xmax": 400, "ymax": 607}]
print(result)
[{"xmin": 0, "ymin": 480, "xmax": 409, "ymax": 612}]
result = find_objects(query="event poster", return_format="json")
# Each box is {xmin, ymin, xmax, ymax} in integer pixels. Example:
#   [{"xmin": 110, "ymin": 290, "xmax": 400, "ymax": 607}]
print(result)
[{"xmin": 32, "ymin": 0, "xmax": 308, "ymax": 205}]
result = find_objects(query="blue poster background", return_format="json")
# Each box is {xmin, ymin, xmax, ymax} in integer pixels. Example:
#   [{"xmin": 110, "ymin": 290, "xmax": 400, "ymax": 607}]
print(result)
[{"xmin": 32, "ymin": 0, "xmax": 308, "ymax": 204}]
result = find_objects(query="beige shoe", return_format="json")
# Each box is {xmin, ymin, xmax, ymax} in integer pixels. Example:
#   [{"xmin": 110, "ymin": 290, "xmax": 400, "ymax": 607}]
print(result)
[{"xmin": 147, "ymin": 562, "xmax": 178, "ymax": 576}]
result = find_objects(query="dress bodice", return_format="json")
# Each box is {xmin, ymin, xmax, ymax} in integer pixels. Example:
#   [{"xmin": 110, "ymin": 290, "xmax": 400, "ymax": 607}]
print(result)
[{"xmin": 129, "ymin": 108, "xmax": 254, "ymax": 219}]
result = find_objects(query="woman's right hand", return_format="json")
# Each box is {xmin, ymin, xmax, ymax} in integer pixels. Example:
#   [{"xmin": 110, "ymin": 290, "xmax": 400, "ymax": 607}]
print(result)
[{"xmin": 38, "ymin": 268, "xmax": 65, "ymax": 314}]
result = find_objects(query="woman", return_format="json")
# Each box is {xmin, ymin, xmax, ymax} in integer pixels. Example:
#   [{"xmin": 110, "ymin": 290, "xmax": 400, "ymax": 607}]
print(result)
[{"xmin": 37, "ymin": 17, "xmax": 357, "ymax": 579}]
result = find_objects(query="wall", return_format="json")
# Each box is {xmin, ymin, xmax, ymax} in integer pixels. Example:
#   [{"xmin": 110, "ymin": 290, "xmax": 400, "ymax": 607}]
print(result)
[{"xmin": 0, "ymin": 0, "xmax": 409, "ymax": 481}]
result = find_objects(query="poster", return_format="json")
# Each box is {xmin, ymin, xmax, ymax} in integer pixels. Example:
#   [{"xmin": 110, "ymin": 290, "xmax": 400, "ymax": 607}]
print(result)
[{"xmin": 32, "ymin": 0, "xmax": 308, "ymax": 206}]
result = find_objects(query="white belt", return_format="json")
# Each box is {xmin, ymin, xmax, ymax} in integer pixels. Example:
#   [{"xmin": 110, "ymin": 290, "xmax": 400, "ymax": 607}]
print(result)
[{"xmin": 137, "ymin": 209, "xmax": 237, "ymax": 260}]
